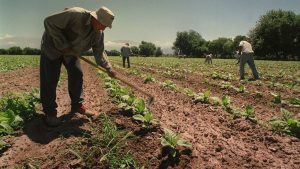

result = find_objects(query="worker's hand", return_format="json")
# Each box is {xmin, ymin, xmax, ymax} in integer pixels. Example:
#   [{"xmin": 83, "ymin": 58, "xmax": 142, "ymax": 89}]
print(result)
[{"xmin": 107, "ymin": 68, "xmax": 116, "ymax": 77}]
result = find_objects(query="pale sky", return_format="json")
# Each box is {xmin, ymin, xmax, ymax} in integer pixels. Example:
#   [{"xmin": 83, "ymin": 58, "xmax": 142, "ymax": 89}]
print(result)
[{"xmin": 1, "ymin": 0, "xmax": 300, "ymax": 53}]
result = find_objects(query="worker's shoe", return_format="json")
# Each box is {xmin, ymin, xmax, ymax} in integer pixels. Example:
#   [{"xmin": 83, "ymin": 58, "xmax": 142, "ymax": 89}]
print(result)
[
  {"xmin": 45, "ymin": 115, "xmax": 61, "ymax": 127},
  {"xmin": 248, "ymin": 77, "xmax": 260, "ymax": 81},
  {"xmin": 72, "ymin": 104, "xmax": 99, "ymax": 118}
]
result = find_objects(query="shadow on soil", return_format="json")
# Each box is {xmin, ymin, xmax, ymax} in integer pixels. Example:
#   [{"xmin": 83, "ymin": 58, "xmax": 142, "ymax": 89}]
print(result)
[
  {"xmin": 158, "ymin": 146, "xmax": 192, "ymax": 169},
  {"xmin": 23, "ymin": 112, "xmax": 90, "ymax": 144}
]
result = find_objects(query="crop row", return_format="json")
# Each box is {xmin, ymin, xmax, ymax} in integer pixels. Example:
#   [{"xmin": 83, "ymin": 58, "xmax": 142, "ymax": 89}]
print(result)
[
  {"xmin": 0, "ymin": 55, "xmax": 39, "ymax": 72},
  {"xmin": 0, "ymin": 89, "xmax": 40, "ymax": 152},
  {"xmin": 113, "ymin": 64, "xmax": 300, "ymax": 138}
]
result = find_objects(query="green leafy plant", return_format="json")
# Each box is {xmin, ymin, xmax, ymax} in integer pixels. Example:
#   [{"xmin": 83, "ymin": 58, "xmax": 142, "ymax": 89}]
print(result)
[
  {"xmin": 118, "ymin": 96, "xmax": 147, "ymax": 114},
  {"xmin": 241, "ymin": 105, "xmax": 257, "ymax": 123},
  {"xmin": 287, "ymin": 81, "xmax": 298, "ymax": 89},
  {"xmin": 203, "ymin": 91, "xmax": 211, "ymax": 103},
  {"xmin": 133, "ymin": 112, "xmax": 160, "ymax": 128},
  {"xmin": 238, "ymin": 85, "xmax": 245, "ymax": 93},
  {"xmin": 288, "ymin": 97, "xmax": 300, "ymax": 106},
  {"xmin": 269, "ymin": 108, "xmax": 300, "ymax": 137},
  {"xmin": 211, "ymin": 71, "xmax": 220, "ymax": 79},
  {"xmin": 221, "ymin": 95, "xmax": 231, "ymax": 111},
  {"xmin": 269, "ymin": 78, "xmax": 277, "ymax": 88},
  {"xmin": 144, "ymin": 76, "xmax": 155, "ymax": 84},
  {"xmin": 128, "ymin": 69, "xmax": 141, "ymax": 75},
  {"xmin": 183, "ymin": 88, "xmax": 196, "ymax": 97},
  {"xmin": 0, "ymin": 110, "xmax": 23, "ymax": 134},
  {"xmin": 271, "ymin": 92, "xmax": 281, "ymax": 104},
  {"xmin": 209, "ymin": 96, "xmax": 221, "ymax": 106},
  {"xmin": 220, "ymin": 82, "xmax": 232, "ymax": 89},
  {"xmin": 161, "ymin": 128, "xmax": 191, "ymax": 157},
  {"xmin": 118, "ymin": 95, "xmax": 136, "ymax": 112},
  {"xmin": 133, "ymin": 98, "xmax": 146, "ymax": 114},
  {"xmin": 253, "ymin": 91, "xmax": 263, "ymax": 98},
  {"xmin": 194, "ymin": 91, "xmax": 210, "ymax": 103},
  {"xmin": 162, "ymin": 80, "xmax": 176, "ymax": 90},
  {"xmin": 0, "ymin": 91, "xmax": 39, "ymax": 135}
]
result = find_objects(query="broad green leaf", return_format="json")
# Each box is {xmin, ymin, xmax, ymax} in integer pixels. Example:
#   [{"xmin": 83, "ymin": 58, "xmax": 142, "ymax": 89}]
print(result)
[
  {"xmin": 177, "ymin": 139, "xmax": 192, "ymax": 147},
  {"xmin": 0, "ymin": 122, "xmax": 14, "ymax": 134},
  {"xmin": 133, "ymin": 99, "xmax": 145, "ymax": 113},
  {"xmin": 132, "ymin": 114, "xmax": 145, "ymax": 122}
]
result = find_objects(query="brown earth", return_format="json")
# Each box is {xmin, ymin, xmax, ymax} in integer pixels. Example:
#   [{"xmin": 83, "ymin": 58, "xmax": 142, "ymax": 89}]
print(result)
[
  {"xmin": 123, "ymin": 63, "xmax": 300, "ymax": 122},
  {"xmin": 0, "ymin": 62, "xmax": 299, "ymax": 169}
]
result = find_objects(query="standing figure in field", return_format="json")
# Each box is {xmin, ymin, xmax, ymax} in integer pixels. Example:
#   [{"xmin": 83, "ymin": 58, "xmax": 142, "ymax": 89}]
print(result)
[
  {"xmin": 237, "ymin": 40, "xmax": 259, "ymax": 81},
  {"xmin": 205, "ymin": 53, "xmax": 213, "ymax": 64},
  {"xmin": 40, "ymin": 6, "xmax": 116, "ymax": 127},
  {"xmin": 235, "ymin": 51, "xmax": 241, "ymax": 64},
  {"xmin": 121, "ymin": 43, "xmax": 132, "ymax": 68}
]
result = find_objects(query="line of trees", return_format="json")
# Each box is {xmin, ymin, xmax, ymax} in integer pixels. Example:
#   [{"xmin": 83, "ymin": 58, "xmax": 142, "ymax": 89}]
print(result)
[
  {"xmin": 173, "ymin": 9, "xmax": 300, "ymax": 60},
  {"xmin": 1, "ymin": 10, "xmax": 299, "ymax": 60},
  {"xmin": 106, "ymin": 41, "xmax": 164, "ymax": 57},
  {"xmin": 0, "ymin": 47, "xmax": 41, "ymax": 55},
  {"xmin": 1, "ymin": 42, "xmax": 164, "ymax": 58}
]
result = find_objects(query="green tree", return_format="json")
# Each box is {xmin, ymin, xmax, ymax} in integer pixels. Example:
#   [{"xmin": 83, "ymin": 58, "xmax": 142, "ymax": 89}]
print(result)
[
  {"xmin": 173, "ymin": 30, "xmax": 207, "ymax": 57},
  {"xmin": 249, "ymin": 9, "xmax": 298, "ymax": 60},
  {"xmin": 155, "ymin": 47, "xmax": 163, "ymax": 57},
  {"xmin": 208, "ymin": 38, "xmax": 233, "ymax": 58},
  {"xmin": 106, "ymin": 50, "xmax": 121, "ymax": 56},
  {"xmin": 295, "ymin": 14, "xmax": 300, "ymax": 57},
  {"xmin": 139, "ymin": 41, "xmax": 156, "ymax": 56},
  {"xmin": 8, "ymin": 46, "xmax": 22, "ymax": 55},
  {"xmin": 23, "ymin": 47, "xmax": 41, "ymax": 55},
  {"xmin": 0, "ymin": 49, "xmax": 8, "ymax": 54},
  {"xmin": 130, "ymin": 46, "xmax": 139, "ymax": 56}
]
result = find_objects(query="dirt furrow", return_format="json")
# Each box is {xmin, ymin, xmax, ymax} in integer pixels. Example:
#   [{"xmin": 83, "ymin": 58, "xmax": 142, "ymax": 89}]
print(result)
[
  {"xmin": 115, "ymin": 69, "xmax": 300, "ymax": 168},
  {"xmin": 117, "ymin": 64, "xmax": 300, "ymax": 123},
  {"xmin": 0, "ymin": 68, "xmax": 40, "ymax": 96},
  {"xmin": 0, "ymin": 63, "xmax": 117, "ymax": 168}
]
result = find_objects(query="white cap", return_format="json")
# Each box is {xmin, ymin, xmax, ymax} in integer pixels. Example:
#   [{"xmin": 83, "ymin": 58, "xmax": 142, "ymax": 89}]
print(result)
[{"xmin": 90, "ymin": 6, "xmax": 115, "ymax": 28}]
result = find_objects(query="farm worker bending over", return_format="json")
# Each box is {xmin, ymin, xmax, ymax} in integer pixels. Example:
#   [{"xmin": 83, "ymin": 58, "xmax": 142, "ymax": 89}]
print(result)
[
  {"xmin": 204, "ymin": 53, "xmax": 213, "ymax": 64},
  {"xmin": 121, "ymin": 43, "xmax": 132, "ymax": 68},
  {"xmin": 237, "ymin": 40, "xmax": 259, "ymax": 81},
  {"xmin": 40, "ymin": 6, "xmax": 116, "ymax": 127}
]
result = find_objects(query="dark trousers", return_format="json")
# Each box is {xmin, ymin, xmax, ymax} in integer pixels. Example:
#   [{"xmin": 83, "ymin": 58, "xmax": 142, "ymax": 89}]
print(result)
[
  {"xmin": 122, "ymin": 56, "xmax": 130, "ymax": 68},
  {"xmin": 239, "ymin": 53, "xmax": 259, "ymax": 79},
  {"xmin": 40, "ymin": 53, "xmax": 83, "ymax": 116}
]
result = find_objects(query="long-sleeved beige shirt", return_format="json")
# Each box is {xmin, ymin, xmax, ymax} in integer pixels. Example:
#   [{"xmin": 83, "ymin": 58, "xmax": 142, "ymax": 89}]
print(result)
[{"xmin": 41, "ymin": 7, "xmax": 111, "ymax": 69}]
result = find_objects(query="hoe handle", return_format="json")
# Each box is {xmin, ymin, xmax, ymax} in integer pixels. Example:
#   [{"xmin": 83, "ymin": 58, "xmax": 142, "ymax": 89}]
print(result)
[{"xmin": 78, "ymin": 56, "xmax": 155, "ymax": 104}]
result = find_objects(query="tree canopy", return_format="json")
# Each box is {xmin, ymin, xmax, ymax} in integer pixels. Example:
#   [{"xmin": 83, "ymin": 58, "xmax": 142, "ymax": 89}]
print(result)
[
  {"xmin": 249, "ymin": 9, "xmax": 299, "ymax": 59},
  {"xmin": 173, "ymin": 30, "xmax": 207, "ymax": 57},
  {"xmin": 139, "ymin": 41, "xmax": 156, "ymax": 56}
]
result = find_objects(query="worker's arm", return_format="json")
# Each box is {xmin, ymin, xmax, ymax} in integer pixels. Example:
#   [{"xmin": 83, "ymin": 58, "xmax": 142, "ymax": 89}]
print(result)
[{"xmin": 92, "ymin": 32, "xmax": 116, "ymax": 77}]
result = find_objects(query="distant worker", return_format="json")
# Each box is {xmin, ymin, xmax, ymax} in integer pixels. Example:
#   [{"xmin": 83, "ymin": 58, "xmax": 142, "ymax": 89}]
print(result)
[
  {"xmin": 205, "ymin": 53, "xmax": 213, "ymax": 64},
  {"xmin": 235, "ymin": 50, "xmax": 241, "ymax": 64},
  {"xmin": 121, "ymin": 43, "xmax": 132, "ymax": 68},
  {"xmin": 40, "ymin": 6, "xmax": 116, "ymax": 127},
  {"xmin": 237, "ymin": 40, "xmax": 259, "ymax": 81}
]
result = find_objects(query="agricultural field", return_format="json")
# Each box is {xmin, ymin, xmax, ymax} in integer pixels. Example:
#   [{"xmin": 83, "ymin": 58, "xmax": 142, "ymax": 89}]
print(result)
[{"xmin": 0, "ymin": 55, "xmax": 300, "ymax": 168}]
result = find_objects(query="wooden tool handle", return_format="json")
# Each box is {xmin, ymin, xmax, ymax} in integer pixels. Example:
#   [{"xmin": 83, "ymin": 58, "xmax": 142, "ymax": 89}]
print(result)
[{"xmin": 78, "ymin": 56, "xmax": 155, "ymax": 104}]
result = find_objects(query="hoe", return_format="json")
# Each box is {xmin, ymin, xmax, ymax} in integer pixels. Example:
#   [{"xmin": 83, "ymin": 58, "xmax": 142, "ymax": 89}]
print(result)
[{"xmin": 77, "ymin": 56, "xmax": 155, "ymax": 106}]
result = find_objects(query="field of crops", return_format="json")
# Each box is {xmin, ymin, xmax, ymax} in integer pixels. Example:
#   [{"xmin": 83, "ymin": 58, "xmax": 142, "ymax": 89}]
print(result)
[{"xmin": 0, "ymin": 55, "xmax": 299, "ymax": 168}]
